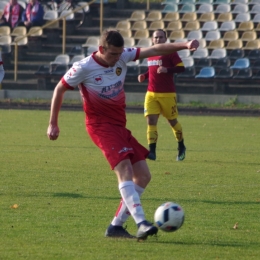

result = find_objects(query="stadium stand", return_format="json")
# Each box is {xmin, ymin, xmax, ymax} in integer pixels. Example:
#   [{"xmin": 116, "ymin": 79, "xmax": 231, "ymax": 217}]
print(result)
[
  {"xmin": 181, "ymin": 56, "xmax": 194, "ymax": 67},
  {"xmin": 198, "ymin": 12, "xmax": 215, "ymax": 24},
  {"xmin": 243, "ymin": 39, "xmax": 260, "ymax": 51},
  {"xmin": 0, "ymin": 26, "xmax": 10, "ymax": 36},
  {"xmin": 225, "ymin": 39, "xmax": 243, "ymax": 51},
  {"xmin": 195, "ymin": 66, "xmax": 215, "ymax": 78},
  {"xmin": 177, "ymin": 49, "xmax": 191, "ymax": 58},
  {"xmin": 163, "ymin": 12, "xmax": 180, "ymax": 22},
  {"xmin": 183, "ymin": 20, "xmax": 200, "ymax": 34},
  {"xmin": 127, "ymin": 11, "xmax": 145, "ymax": 22},
  {"xmin": 214, "ymin": 67, "xmax": 234, "ymax": 78},
  {"xmin": 115, "ymin": 20, "xmax": 131, "ymax": 31},
  {"xmin": 233, "ymin": 68, "xmax": 252, "ymax": 79},
  {"xmin": 168, "ymin": 29, "xmax": 186, "ymax": 41},
  {"xmin": 178, "ymin": 3, "xmax": 196, "ymax": 14},
  {"xmin": 228, "ymin": 48, "xmax": 245, "ymax": 61},
  {"xmin": 145, "ymin": 11, "xmax": 162, "ymax": 21},
  {"xmin": 196, "ymin": 3, "xmax": 214, "ymax": 14},
  {"xmin": 186, "ymin": 29, "xmax": 203, "ymax": 40},
  {"xmin": 207, "ymin": 39, "xmax": 225, "ymax": 50},
  {"xmin": 208, "ymin": 48, "xmax": 227, "ymax": 60},
  {"xmin": 247, "ymin": 49, "xmax": 260, "ymax": 61},
  {"xmin": 135, "ymin": 38, "xmax": 152, "ymax": 48},
  {"xmin": 161, "ymin": 0, "xmax": 180, "ymax": 5},
  {"xmin": 138, "ymin": 58, "xmax": 148, "ymax": 74},
  {"xmin": 161, "ymin": 4, "xmax": 179, "ymax": 13},
  {"xmin": 180, "ymin": 11, "xmax": 197, "ymax": 23},
  {"xmin": 192, "ymin": 47, "xmax": 209, "ymax": 59},
  {"xmin": 214, "ymin": 57, "xmax": 231, "ymax": 70},
  {"xmin": 124, "ymin": 37, "xmax": 135, "ymax": 47},
  {"xmin": 50, "ymin": 54, "xmax": 70, "ymax": 71},
  {"xmin": 230, "ymin": 58, "xmax": 250, "ymax": 69},
  {"xmin": 216, "ymin": 12, "xmax": 233, "ymax": 23},
  {"xmin": 133, "ymin": 29, "xmax": 150, "ymax": 42},
  {"xmin": 165, "ymin": 20, "xmax": 183, "ymax": 34},
  {"xmin": 68, "ymin": 54, "xmax": 85, "ymax": 68},
  {"xmin": 214, "ymin": 4, "xmax": 231, "ymax": 14},
  {"xmin": 131, "ymin": 21, "xmax": 147, "ymax": 32},
  {"xmin": 222, "ymin": 30, "xmax": 239, "ymax": 43},
  {"xmin": 148, "ymin": 20, "xmax": 165, "ymax": 34},
  {"xmin": 204, "ymin": 30, "xmax": 221, "ymax": 42},
  {"xmin": 195, "ymin": 58, "xmax": 212, "ymax": 73},
  {"xmin": 176, "ymin": 66, "xmax": 196, "ymax": 78},
  {"xmin": 11, "ymin": 27, "xmax": 27, "ymax": 38}
]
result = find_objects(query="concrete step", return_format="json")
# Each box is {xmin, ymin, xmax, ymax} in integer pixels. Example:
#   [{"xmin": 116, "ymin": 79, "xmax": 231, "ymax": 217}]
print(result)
[{"xmin": 2, "ymin": 79, "xmax": 38, "ymax": 90}]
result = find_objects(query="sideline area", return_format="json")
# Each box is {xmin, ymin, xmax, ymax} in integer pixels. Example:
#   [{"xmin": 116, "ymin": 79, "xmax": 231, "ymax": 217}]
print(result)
[{"xmin": 0, "ymin": 90, "xmax": 260, "ymax": 105}]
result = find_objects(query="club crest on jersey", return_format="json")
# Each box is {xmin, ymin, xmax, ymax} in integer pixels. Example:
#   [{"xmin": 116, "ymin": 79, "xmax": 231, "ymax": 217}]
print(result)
[
  {"xmin": 116, "ymin": 67, "xmax": 122, "ymax": 76},
  {"xmin": 94, "ymin": 75, "xmax": 103, "ymax": 84}
]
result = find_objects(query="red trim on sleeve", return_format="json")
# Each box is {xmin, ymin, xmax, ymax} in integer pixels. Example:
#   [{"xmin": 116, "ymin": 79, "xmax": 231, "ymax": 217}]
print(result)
[
  {"xmin": 61, "ymin": 77, "xmax": 74, "ymax": 90},
  {"xmin": 0, "ymin": 61, "xmax": 3, "ymax": 65},
  {"xmin": 133, "ymin": 48, "xmax": 141, "ymax": 61}
]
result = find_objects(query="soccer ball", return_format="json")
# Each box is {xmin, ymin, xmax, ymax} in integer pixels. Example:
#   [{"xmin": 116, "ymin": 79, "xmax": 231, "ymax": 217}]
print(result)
[{"xmin": 154, "ymin": 202, "xmax": 185, "ymax": 232}]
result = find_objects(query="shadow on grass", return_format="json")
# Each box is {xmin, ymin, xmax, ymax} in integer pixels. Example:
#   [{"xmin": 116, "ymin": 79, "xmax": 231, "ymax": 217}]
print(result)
[
  {"xmin": 51, "ymin": 193, "xmax": 260, "ymax": 206},
  {"xmin": 149, "ymin": 238, "xmax": 259, "ymax": 248},
  {"xmin": 52, "ymin": 193, "xmax": 120, "ymax": 200}
]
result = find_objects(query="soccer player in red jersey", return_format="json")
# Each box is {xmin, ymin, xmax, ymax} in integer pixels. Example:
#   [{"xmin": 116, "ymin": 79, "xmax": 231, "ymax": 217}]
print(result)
[
  {"xmin": 47, "ymin": 29, "xmax": 199, "ymax": 240},
  {"xmin": 138, "ymin": 29, "xmax": 186, "ymax": 161}
]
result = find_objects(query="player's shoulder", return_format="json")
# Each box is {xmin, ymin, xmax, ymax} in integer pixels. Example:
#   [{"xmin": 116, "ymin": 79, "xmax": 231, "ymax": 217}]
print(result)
[{"xmin": 72, "ymin": 55, "xmax": 93, "ymax": 70}]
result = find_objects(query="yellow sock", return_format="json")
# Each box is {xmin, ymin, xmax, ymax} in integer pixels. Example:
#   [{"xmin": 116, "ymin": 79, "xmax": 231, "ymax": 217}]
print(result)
[
  {"xmin": 171, "ymin": 122, "xmax": 183, "ymax": 142},
  {"xmin": 147, "ymin": 125, "xmax": 158, "ymax": 145}
]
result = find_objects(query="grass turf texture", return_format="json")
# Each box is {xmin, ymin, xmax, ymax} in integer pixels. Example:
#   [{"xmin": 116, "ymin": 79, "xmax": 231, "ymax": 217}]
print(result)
[{"xmin": 0, "ymin": 110, "xmax": 260, "ymax": 259}]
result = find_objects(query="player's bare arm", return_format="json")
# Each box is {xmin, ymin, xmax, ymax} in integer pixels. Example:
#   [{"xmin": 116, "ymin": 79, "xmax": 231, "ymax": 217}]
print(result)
[
  {"xmin": 47, "ymin": 81, "xmax": 67, "ymax": 140},
  {"xmin": 139, "ymin": 40, "xmax": 199, "ymax": 60}
]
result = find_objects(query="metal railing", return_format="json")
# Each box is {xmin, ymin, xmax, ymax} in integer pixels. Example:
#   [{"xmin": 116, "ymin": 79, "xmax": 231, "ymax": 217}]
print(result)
[
  {"xmin": 13, "ymin": 0, "xmax": 152, "ymax": 81},
  {"xmin": 13, "ymin": 0, "xmax": 96, "ymax": 81}
]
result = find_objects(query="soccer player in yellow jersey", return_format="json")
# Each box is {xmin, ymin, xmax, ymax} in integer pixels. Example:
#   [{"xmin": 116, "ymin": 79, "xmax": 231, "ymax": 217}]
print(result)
[{"xmin": 138, "ymin": 29, "xmax": 186, "ymax": 161}]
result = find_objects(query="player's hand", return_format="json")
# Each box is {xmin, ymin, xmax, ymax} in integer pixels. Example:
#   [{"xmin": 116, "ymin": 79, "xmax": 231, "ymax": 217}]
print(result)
[
  {"xmin": 138, "ymin": 74, "xmax": 145, "ymax": 82},
  {"xmin": 186, "ymin": 40, "xmax": 199, "ymax": 51},
  {"xmin": 47, "ymin": 124, "xmax": 60, "ymax": 140},
  {"xmin": 157, "ymin": 66, "xmax": 167, "ymax": 74}
]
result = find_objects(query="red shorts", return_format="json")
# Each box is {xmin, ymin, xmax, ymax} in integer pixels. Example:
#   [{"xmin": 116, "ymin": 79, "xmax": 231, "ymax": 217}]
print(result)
[{"xmin": 87, "ymin": 123, "xmax": 149, "ymax": 170}]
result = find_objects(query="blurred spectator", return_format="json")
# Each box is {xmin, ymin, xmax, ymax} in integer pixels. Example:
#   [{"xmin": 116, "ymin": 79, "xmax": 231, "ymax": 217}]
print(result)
[
  {"xmin": 20, "ymin": 0, "xmax": 44, "ymax": 30},
  {"xmin": 0, "ymin": 51, "xmax": 4, "ymax": 84},
  {"xmin": 0, "ymin": 0, "xmax": 24, "ymax": 29}
]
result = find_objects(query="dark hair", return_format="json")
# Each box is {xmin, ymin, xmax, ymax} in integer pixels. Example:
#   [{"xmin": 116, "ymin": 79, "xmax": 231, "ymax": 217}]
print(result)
[
  {"xmin": 100, "ymin": 29, "xmax": 124, "ymax": 48},
  {"xmin": 154, "ymin": 29, "xmax": 167, "ymax": 38}
]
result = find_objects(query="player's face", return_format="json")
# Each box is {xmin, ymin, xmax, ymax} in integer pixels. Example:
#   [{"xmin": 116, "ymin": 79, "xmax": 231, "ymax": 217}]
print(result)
[
  {"xmin": 152, "ymin": 31, "xmax": 167, "ymax": 45},
  {"xmin": 101, "ymin": 45, "xmax": 124, "ymax": 67}
]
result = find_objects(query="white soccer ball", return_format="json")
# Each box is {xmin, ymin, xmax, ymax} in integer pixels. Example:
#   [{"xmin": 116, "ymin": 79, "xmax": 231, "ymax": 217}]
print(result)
[{"xmin": 154, "ymin": 202, "xmax": 185, "ymax": 232}]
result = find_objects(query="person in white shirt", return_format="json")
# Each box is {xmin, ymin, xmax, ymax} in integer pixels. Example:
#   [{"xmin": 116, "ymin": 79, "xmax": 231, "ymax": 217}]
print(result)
[{"xmin": 47, "ymin": 29, "xmax": 199, "ymax": 241}]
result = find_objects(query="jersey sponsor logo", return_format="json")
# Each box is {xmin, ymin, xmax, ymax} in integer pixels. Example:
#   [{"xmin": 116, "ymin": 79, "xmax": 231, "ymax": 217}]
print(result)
[
  {"xmin": 116, "ymin": 67, "xmax": 122, "ymax": 76},
  {"xmin": 104, "ymin": 68, "xmax": 113, "ymax": 73},
  {"xmin": 127, "ymin": 48, "xmax": 134, "ymax": 52},
  {"xmin": 118, "ymin": 147, "xmax": 133, "ymax": 154},
  {"xmin": 147, "ymin": 60, "xmax": 162, "ymax": 66},
  {"xmin": 94, "ymin": 75, "xmax": 103, "ymax": 84},
  {"xmin": 99, "ymin": 80, "xmax": 123, "ymax": 99}
]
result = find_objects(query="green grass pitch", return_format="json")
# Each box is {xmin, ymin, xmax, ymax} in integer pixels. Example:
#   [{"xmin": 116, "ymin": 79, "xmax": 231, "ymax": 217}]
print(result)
[{"xmin": 0, "ymin": 109, "xmax": 260, "ymax": 259}]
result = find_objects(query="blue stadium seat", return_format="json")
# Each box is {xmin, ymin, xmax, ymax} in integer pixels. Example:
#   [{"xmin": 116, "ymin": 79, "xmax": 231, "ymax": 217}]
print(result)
[
  {"xmin": 230, "ymin": 58, "xmax": 250, "ymax": 69},
  {"xmin": 195, "ymin": 66, "xmax": 215, "ymax": 78}
]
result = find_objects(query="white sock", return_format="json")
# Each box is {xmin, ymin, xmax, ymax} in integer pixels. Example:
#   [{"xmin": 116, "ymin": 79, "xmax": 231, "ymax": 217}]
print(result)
[
  {"xmin": 114, "ymin": 181, "xmax": 145, "ymax": 225},
  {"xmin": 112, "ymin": 184, "xmax": 144, "ymax": 226}
]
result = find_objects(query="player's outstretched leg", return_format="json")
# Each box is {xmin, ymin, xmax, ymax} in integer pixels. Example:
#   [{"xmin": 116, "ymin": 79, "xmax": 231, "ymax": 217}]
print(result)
[{"xmin": 136, "ymin": 220, "xmax": 158, "ymax": 241}]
